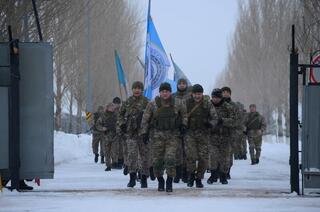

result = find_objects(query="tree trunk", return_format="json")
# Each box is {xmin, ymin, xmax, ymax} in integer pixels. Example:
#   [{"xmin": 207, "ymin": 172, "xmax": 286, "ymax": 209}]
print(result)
[
  {"xmin": 76, "ymin": 99, "xmax": 83, "ymax": 134},
  {"xmin": 68, "ymin": 92, "xmax": 73, "ymax": 133},
  {"xmin": 277, "ymin": 106, "xmax": 284, "ymax": 137}
]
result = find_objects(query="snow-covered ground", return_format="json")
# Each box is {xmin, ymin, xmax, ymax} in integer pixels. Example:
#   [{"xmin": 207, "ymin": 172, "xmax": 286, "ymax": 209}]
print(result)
[{"xmin": 1, "ymin": 132, "xmax": 319, "ymax": 212}]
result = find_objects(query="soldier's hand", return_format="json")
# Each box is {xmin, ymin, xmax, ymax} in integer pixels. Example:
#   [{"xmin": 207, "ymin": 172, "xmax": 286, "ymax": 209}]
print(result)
[
  {"xmin": 243, "ymin": 131, "xmax": 248, "ymax": 135},
  {"xmin": 180, "ymin": 125, "xmax": 187, "ymax": 135},
  {"xmin": 120, "ymin": 124, "xmax": 127, "ymax": 133},
  {"xmin": 142, "ymin": 133, "xmax": 149, "ymax": 145}
]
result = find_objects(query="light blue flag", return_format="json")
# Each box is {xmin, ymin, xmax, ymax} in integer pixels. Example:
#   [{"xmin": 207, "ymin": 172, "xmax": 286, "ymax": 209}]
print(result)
[
  {"xmin": 114, "ymin": 50, "xmax": 128, "ymax": 98},
  {"xmin": 144, "ymin": 0, "xmax": 170, "ymax": 99},
  {"xmin": 170, "ymin": 54, "xmax": 192, "ymax": 86}
]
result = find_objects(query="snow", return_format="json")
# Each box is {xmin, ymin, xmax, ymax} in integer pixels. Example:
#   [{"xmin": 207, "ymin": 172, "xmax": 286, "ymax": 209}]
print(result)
[{"xmin": 1, "ymin": 132, "xmax": 320, "ymax": 212}]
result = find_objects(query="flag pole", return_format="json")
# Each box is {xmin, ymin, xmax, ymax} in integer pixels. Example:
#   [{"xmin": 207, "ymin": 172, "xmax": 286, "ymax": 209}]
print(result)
[{"xmin": 114, "ymin": 50, "xmax": 124, "ymax": 100}]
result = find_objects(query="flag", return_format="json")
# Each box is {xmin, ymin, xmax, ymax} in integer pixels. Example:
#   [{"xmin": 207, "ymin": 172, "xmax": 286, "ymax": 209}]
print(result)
[
  {"xmin": 170, "ymin": 54, "xmax": 192, "ymax": 85},
  {"xmin": 114, "ymin": 50, "xmax": 128, "ymax": 99},
  {"xmin": 144, "ymin": 0, "xmax": 171, "ymax": 99}
]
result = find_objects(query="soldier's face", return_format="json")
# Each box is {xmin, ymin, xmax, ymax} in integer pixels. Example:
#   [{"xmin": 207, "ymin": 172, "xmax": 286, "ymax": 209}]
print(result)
[
  {"xmin": 178, "ymin": 82, "xmax": 187, "ymax": 91},
  {"xmin": 132, "ymin": 88, "xmax": 142, "ymax": 97},
  {"xmin": 160, "ymin": 90, "xmax": 171, "ymax": 100},
  {"xmin": 222, "ymin": 91, "xmax": 231, "ymax": 98},
  {"xmin": 249, "ymin": 106, "xmax": 256, "ymax": 113},
  {"xmin": 192, "ymin": 92, "xmax": 203, "ymax": 102},
  {"xmin": 212, "ymin": 97, "xmax": 221, "ymax": 104}
]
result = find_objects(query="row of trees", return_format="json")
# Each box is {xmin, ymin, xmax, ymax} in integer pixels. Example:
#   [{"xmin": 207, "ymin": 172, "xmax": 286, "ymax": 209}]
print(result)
[
  {"xmin": 1, "ymin": 0, "xmax": 145, "ymax": 133},
  {"xmin": 215, "ymin": 0, "xmax": 320, "ymax": 137}
]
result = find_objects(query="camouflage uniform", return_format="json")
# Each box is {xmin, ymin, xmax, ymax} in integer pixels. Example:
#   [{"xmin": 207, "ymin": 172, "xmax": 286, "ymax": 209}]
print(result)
[
  {"xmin": 92, "ymin": 111, "xmax": 104, "ymax": 157},
  {"xmin": 172, "ymin": 89, "xmax": 191, "ymax": 182},
  {"xmin": 223, "ymin": 98, "xmax": 241, "ymax": 174},
  {"xmin": 118, "ymin": 95, "xmax": 150, "ymax": 176},
  {"xmin": 96, "ymin": 109, "xmax": 118, "ymax": 168},
  {"xmin": 209, "ymin": 100, "xmax": 236, "ymax": 175},
  {"xmin": 245, "ymin": 111, "xmax": 267, "ymax": 163},
  {"xmin": 185, "ymin": 97, "xmax": 218, "ymax": 180},
  {"xmin": 234, "ymin": 102, "xmax": 247, "ymax": 159},
  {"xmin": 140, "ymin": 96, "xmax": 187, "ymax": 178}
]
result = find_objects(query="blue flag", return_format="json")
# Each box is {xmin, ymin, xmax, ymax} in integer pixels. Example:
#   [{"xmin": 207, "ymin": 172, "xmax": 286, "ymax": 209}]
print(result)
[
  {"xmin": 170, "ymin": 54, "xmax": 192, "ymax": 86},
  {"xmin": 114, "ymin": 50, "xmax": 128, "ymax": 99},
  {"xmin": 144, "ymin": 0, "xmax": 170, "ymax": 99}
]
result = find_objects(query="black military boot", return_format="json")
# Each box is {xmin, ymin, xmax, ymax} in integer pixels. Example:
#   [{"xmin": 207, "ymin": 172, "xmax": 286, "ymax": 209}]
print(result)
[
  {"xmin": 105, "ymin": 166, "xmax": 111, "ymax": 171},
  {"xmin": 149, "ymin": 167, "xmax": 156, "ymax": 181},
  {"xmin": 127, "ymin": 173, "xmax": 136, "ymax": 188},
  {"xmin": 220, "ymin": 173, "xmax": 228, "ymax": 185},
  {"xmin": 174, "ymin": 165, "xmax": 182, "ymax": 183},
  {"xmin": 94, "ymin": 154, "xmax": 99, "ymax": 163},
  {"xmin": 251, "ymin": 159, "xmax": 256, "ymax": 165},
  {"xmin": 243, "ymin": 154, "xmax": 247, "ymax": 160},
  {"xmin": 19, "ymin": 180, "xmax": 33, "ymax": 191},
  {"xmin": 256, "ymin": 158, "xmax": 259, "ymax": 164},
  {"xmin": 166, "ymin": 176, "xmax": 173, "ymax": 192},
  {"xmin": 157, "ymin": 176, "xmax": 165, "ymax": 191},
  {"xmin": 117, "ymin": 159, "xmax": 124, "ymax": 169},
  {"xmin": 195, "ymin": 178, "xmax": 204, "ymax": 188},
  {"xmin": 187, "ymin": 173, "xmax": 195, "ymax": 187},
  {"xmin": 207, "ymin": 170, "xmax": 219, "ymax": 184},
  {"xmin": 100, "ymin": 156, "xmax": 105, "ymax": 164},
  {"xmin": 123, "ymin": 165, "xmax": 128, "ymax": 175},
  {"xmin": 182, "ymin": 167, "xmax": 188, "ymax": 183},
  {"xmin": 141, "ymin": 175, "xmax": 148, "ymax": 188}
]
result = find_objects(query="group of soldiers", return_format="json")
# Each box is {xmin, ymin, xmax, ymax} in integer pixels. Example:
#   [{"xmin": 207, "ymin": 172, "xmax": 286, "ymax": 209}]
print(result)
[{"xmin": 91, "ymin": 79, "xmax": 266, "ymax": 192}]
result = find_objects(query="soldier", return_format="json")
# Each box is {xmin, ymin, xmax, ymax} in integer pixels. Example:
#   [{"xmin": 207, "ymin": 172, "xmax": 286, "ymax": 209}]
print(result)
[
  {"xmin": 244, "ymin": 104, "xmax": 267, "ymax": 165},
  {"xmin": 96, "ymin": 103, "xmax": 118, "ymax": 171},
  {"xmin": 234, "ymin": 102, "xmax": 247, "ymax": 160},
  {"xmin": 111, "ymin": 97, "xmax": 123, "ymax": 169},
  {"xmin": 92, "ymin": 106, "xmax": 105, "ymax": 163},
  {"xmin": 208, "ymin": 88, "xmax": 236, "ymax": 185},
  {"xmin": 118, "ymin": 81, "xmax": 150, "ymax": 188},
  {"xmin": 221, "ymin": 86, "xmax": 241, "ymax": 179},
  {"xmin": 239, "ymin": 107, "xmax": 248, "ymax": 160},
  {"xmin": 172, "ymin": 78, "xmax": 191, "ymax": 183},
  {"xmin": 184, "ymin": 84, "xmax": 218, "ymax": 188},
  {"xmin": 140, "ymin": 82, "xmax": 187, "ymax": 192}
]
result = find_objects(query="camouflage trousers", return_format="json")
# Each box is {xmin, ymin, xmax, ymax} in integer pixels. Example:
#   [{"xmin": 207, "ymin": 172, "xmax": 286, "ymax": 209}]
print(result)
[
  {"xmin": 119, "ymin": 135, "xmax": 128, "ymax": 165},
  {"xmin": 229, "ymin": 130, "xmax": 240, "ymax": 168},
  {"xmin": 92, "ymin": 133, "xmax": 104, "ymax": 156},
  {"xmin": 103, "ymin": 133, "xmax": 117, "ymax": 167},
  {"xmin": 184, "ymin": 130, "xmax": 209, "ymax": 179},
  {"xmin": 234, "ymin": 131, "xmax": 247, "ymax": 158},
  {"xmin": 208, "ymin": 134, "xmax": 232, "ymax": 174},
  {"xmin": 248, "ymin": 135, "xmax": 262, "ymax": 160},
  {"xmin": 175, "ymin": 137, "xmax": 186, "ymax": 167},
  {"xmin": 151, "ymin": 130, "xmax": 179, "ymax": 178},
  {"xmin": 126, "ymin": 134, "xmax": 150, "ymax": 176}
]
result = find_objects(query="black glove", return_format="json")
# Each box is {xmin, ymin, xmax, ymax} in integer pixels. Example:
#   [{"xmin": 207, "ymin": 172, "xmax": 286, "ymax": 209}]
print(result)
[
  {"xmin": 243, "ymin": 131, "xmax": 248, "ymax": 135},
  {"xmin": 180, "ymin": 125, "xmax": 187, "ymax": 135},
  {"xmin": 142, "ymin": 133, "xmax": 149, "ymax": 145},
  {"xmin": 120, "ymin": 124, "xmax": 127, "ymax": 133},
  {"xmin": 217, "ymin": 118, "xmax": 223, "ymax": 126}
]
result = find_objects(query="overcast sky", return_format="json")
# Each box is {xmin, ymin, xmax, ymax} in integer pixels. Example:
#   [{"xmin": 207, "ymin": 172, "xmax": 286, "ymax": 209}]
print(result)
[{"xmin": 134, "ymin": 0, "xmax": 238, "ymax": 94}]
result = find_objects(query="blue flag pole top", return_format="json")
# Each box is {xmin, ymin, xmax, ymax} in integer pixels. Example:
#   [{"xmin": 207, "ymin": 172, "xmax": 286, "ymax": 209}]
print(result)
[
  {"xmin": 144, "ymin": 0, "xmax": 171, "ymax": 99},
  {"xmin": 114, "ymin": 50, "xmax": 128, "ymax": 99}
]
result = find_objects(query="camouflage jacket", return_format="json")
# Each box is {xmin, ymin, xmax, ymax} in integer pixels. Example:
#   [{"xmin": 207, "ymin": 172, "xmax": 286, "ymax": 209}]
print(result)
[
  {"xmin": 211, "ymin": 100, "xmax": 237, "ymax": 135},
  {"xmin": 186, "ymin": 96, "xmax": 218, "ymax": 131},
  {"xmin": 140, "ymin": 96, "xmax": 188, "ymax": 134},
  {"xmin": 224, "ymin": 98, "xmax": 241, "ymax": 130},
  {"xmin": 245, "ymin": 112, "xmax": 267, "ymax": 136},
  {"xmin": 96, "ymin": 111, "xmax": 117, "ymax": 135},
  {"xmin": 118, "ymin": 95, "xmax": 149, "ymax": 135},
  {"xmin": 92, "ymin": 111, "xmax": 102, "ymax": 133}
]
